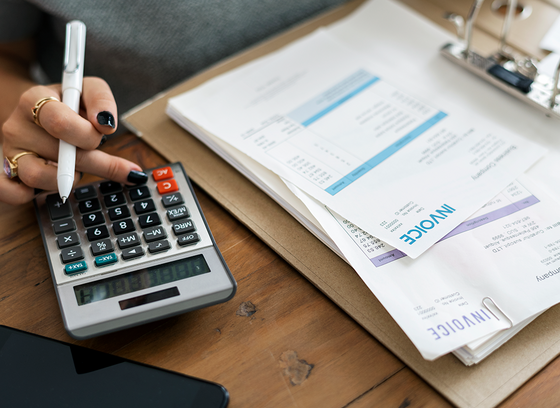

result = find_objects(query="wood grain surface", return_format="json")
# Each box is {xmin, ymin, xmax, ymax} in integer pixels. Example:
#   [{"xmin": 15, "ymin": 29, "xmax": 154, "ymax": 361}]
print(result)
[
  {"xmin": 1, "ymin": 133, "xmax": 558, "ymax": 407},
  {"xmin": 2, "ymin": 0, "xmax": 560, "ymax": 405}
]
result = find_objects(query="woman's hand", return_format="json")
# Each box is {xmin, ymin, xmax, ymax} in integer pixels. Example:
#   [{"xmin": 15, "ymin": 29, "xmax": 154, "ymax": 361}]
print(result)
[{"xmin": 1, "ymin": 77, "xmax": 147, "ymax": 205}]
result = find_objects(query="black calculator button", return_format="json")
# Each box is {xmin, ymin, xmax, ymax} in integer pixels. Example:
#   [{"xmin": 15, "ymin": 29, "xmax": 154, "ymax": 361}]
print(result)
[
  {"xmin": 53, "ymin": 218, "xmax": 76, "ymax": 234},
  {"xmin": 82, "ymin": 211, "xmax": 105, "ymax": 228},
  {"xmin": 167, "ymin": 206, "xmax": 189, "ymax": 221},
  {"xmin": 60, "ymin": 247, "xmax": 84, "ymax": 263},
  {"xmin": 133, "ymin": 199, "xmax": 155, "ymax": 215},
  {"xmin": 99, "ymin": 181, "xmax": 122, "ymax": 195},
  {"xmin": 74, "ymin": 185, "xmax": 96, "ymax": 201},
  {"xmin": 177, "ymin": 233, "xmax": 200, "ymax": 247},
  {"xmin": 162, "ymin": 192, "xmax": 184, "ymax": 208},
  {"xmin": 87, "ymin": 225, "xmax": 110, "ymax": 241},
  {"xmin": 148, "ymin": 240, "xmax": 171, "ymax": 253},
  {"xmin": 117, "ymin": 232, "xmax": 140, "ymax": 249},
  {"xmin": 113, "ymin": 219, "xmax": 135, "ymax": 235},
  {"xmin": 122, "ymin": 246, "xmax": 145, "ymax": 260},
  {"xmin": 138, "ymin": 212, "xmax": 161, "ymax": 229},
  {"xmin": 108, "ymin": 205, "xmax": 130, "ymax": 221},
  {"xmin": 129, "ymin": 186, "xmax": 151, "ymax": 201},
  {"xmin": 90, "ymin": 238, "xmax": 114, "ymax": 256},
  {"xmin": 104, "ymin": 192, "xmax": 126, "ymax": 208},
  {"xmin": 79, "ymin": 198, "xmax": 101, "ymax": 214},
  {"xmin": 173, "ymin": 219, "xmax": 195, "ymax": 236},
  {"xmin": 46, "ymin": 194, "xmax": 72, "ymax": 220},
  {"xmin": 57, "ymin": 232, "xmax": 80, "ymax": 249},
  {"xmin": 143, "ymin": 225, "xmax": 167, "ymax": 242}
]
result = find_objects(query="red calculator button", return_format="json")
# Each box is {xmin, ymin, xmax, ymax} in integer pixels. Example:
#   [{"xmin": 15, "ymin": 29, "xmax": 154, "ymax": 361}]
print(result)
[
  {"xmin": 152, "ymin": 166, "xmax": 173, "ymax": 181},
  {"xmin": 157, "ymin": 179, "xmax": 179, "ymax": 194}
]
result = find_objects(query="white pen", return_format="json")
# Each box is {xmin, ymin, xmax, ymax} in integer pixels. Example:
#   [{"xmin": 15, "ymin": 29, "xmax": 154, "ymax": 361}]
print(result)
[{"xmin": 58, "ymin": 20, "xmax": 86, "ymax": 203}]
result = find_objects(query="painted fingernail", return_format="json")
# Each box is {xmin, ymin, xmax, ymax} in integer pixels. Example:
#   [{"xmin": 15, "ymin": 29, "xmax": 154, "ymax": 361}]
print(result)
[
  {"xmin": 127, "ymin": 170, "xmax": 148, "ymax": 185},
  {"xmin": 97, "ymin": 111, "xmax": 115, "ymax": 128},
  {"xmin": 97, "ymin": 135, "xmax": 107, "ymax": 148}
]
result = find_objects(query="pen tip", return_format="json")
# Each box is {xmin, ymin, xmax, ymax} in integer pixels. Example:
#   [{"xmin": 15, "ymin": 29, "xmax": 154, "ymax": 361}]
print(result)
[{"xmin": 61, "ymin": 196, "xmax": 67, "ymax": 204}]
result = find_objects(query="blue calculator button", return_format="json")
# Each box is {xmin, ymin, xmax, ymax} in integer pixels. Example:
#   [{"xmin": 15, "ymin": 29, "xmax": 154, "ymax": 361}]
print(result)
[
  {"xmin": 65, "ymin": 261, "xmax": 88, "ymax": 275},
  {"xmin": 95, "ymin": 253, "xmax": 118, "ymax": 267}
]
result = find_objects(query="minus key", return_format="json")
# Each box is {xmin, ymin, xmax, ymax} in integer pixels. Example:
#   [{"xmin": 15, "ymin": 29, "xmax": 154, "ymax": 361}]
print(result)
[{"xmin": 53, "ymin": 218, "xmax": 76, "ymax": 234}]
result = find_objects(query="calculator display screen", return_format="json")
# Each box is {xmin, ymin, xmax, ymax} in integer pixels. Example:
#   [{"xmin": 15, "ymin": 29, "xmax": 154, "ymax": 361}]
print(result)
[{"xmin": 73, "ymin": 255, "xmax": 211, "ymax": 306}]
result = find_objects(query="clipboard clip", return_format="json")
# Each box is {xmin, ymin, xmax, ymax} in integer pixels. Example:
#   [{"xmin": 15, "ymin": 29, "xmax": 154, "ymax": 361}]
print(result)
[
  {"xmin": 440, "ymin": 0, "xmax": 560, "ymax": 119},
  {"xmin": 482, "ymin": 296, "xmax": 513, "ymax": 329}
]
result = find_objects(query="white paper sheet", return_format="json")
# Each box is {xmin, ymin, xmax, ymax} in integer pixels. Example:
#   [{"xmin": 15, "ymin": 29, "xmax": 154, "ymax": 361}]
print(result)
[
  {"xmin": 538, "ymin": 52, "xmax": 560, "ymax": 77},
  {"xmin": 168, "ymin": 30, "xmax": 545, "ymax": 259},
  {"xmin": 540, "ymin": 15, "xmax": 560, "ymax": 53},
  {"xmin": 164, "ymin": 0, "xmax": 560, "ymax": 362},
  {"xmin": 288, "ymin": 174, "xmax": 560, "ymax": 360}
]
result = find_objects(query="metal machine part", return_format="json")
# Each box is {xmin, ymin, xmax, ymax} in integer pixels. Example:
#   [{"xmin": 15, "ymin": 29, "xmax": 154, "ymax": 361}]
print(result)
[{"xmin": 440, "ymin": 0, "xmax": 560, "ymax": 119}]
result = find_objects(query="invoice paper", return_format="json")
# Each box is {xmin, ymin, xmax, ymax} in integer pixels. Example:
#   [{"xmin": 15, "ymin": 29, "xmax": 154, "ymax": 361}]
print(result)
[
  {"xmin": 169, "ymin": 30, "xmax": 545, "ymax": 258},
  {"xmin": 169, "ymin": 98, "xmax": 555, "ymax": 361},
  {"xmin": 288, "ymin": 174, "xmax": 560, "ymax": 360}
]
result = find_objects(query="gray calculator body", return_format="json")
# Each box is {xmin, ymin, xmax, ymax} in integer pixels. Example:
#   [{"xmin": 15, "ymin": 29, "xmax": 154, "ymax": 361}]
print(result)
[{"xmin": 34, "ymin": 162, "xmax": 236, "ymax": 339}]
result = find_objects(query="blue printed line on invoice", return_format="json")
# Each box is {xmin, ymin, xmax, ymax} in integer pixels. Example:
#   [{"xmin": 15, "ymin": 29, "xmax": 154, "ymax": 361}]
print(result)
[
  {"xmin": 287, "ymin": 69, "xmax": 379, "ymax": 126},
  {"xmin": 325, "ymin": 111, "xmax": 448, "ymax": 196},
  {"xmin": 300, "ymin": 77, "xmax": 380, "ymax": 126}
]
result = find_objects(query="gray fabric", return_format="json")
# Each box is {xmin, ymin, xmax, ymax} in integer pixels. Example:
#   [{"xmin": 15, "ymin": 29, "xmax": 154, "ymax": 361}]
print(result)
[
  {"xmin": 0, "ymin": 0, "xmax": 43, "ymax": 40},
  {"xmin": 0, "ymin": 0, "xmax": 347, "ymax": 125}
]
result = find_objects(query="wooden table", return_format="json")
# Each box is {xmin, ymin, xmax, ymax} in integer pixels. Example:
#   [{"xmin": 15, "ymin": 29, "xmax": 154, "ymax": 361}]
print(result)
[
  {"xmin": 1, "ymin": 133, "xmax": 559, "ymax": 407},
  {"xmin": 3, "ymin": 0, "xmax": 560, "ymax": 405}
]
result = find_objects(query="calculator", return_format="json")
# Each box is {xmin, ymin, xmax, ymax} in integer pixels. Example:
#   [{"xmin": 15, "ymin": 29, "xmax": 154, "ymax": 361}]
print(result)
[{"xmin": 34, "ymin": 162, "xmax": 236, "ymax": 339}]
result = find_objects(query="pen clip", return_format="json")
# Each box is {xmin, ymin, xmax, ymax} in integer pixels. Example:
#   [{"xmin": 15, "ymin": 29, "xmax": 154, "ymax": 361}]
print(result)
[{"xmin": 63, "ymin": 21, "xmax": 86, "ymax": 74}]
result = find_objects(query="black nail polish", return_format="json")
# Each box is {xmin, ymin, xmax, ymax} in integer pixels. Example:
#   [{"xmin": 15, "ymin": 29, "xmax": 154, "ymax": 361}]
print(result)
[
  {"xmin": 34, "ymin": 188, "xmax": 44, "ymax": 195},
  {"xmin": 97, "ymin": 135, "xmax": 107, "ymax": 148},
  {"xmin": 127, "ymin": 170, "xmax": 148, "ymax": 185},
  {"xmin": 97, "ymin": 111, "xmax": 115, "ymax": 128}
]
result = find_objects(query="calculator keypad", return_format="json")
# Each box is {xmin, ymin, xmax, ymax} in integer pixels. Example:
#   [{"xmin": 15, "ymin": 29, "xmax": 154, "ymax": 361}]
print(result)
[
  {"xmin": 53, "ymin": 219, "xmax": 76, "ymax": 234},
  {"xmin": 134, "ymin": 199, "xmax": 155, "ymax": 214},
  {"xmin": 47, "ymin": 195, "xmax": 72, "ymax": 220},
  {"xmin": 108, "ymin": 205, "xmax": 130, "ymax": 221},
  {"xmin": 91, "ymin": 238, "xmax": 114, "ymax": 255},
  {"xmin": 37, "ymin": 163, "xmax": 213, "ymax": 284},
  {"xmin": 57, "ymin": 232, "xmax": 80, "ymax": 249},
  {"xmin": 79, "ymin": 198, "xmax": 101, "ymax": 214}
]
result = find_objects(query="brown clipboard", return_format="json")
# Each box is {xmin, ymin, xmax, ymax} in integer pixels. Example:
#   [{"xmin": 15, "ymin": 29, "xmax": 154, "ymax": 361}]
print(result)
[{"xmin": 121, "ymin": 1, "xmax": 560, "ymax": 406}]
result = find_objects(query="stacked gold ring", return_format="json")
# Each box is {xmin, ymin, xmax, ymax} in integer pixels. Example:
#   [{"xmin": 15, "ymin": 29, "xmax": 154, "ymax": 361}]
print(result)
[{"xmin": 31, "ymin": 96, "xmax": 59, "ymax": 127}]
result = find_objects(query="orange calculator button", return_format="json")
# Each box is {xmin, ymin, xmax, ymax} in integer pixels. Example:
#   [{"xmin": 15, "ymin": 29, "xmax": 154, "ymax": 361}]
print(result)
[
  {"xmin": 157, "ymin": 179, "xmax": 179, "ymax": 194},
  {"xmin": 152, "ymin": 166, "xmax": 173, "ymax": 181}
]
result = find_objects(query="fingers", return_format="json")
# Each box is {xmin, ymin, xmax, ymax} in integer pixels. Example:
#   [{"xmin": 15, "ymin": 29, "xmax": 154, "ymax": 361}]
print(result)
[
  {"xmin": 20, "ymin": 86, "xmax": 104, "ymax": 151},
  {"xmin": 3, "ymin": 115, "xmax": 62, "ymax": 163},
  {"xmin": 76, "ymin": 149, "xmax": 147, "ymax": 185},
  {"xmin": 0, "ymin": 174, "xmax": 36, "ymax": 205},
  {"xmin": 1, "ymin": 79, "xmax": 140, "ymax": 206},
  {"xmin": 82, "ymin": 77, "xmax": 118, "ymax": 135},
  {"xmin": 3, "ymin": 79, "xmax": 117, "ymax": 158},
  {"xmin": 0, "ymin": 149, "xmax": 145, "ymax": 205},
  {"xmin": 15, "ymin": 155, "xmax": 81, "ymax": 191}
]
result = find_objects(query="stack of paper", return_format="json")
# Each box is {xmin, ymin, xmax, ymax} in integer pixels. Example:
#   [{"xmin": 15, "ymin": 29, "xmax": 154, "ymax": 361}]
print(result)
[{"xmin": 166, "ymin": 0, "xmax": 560, "ymax": 363}]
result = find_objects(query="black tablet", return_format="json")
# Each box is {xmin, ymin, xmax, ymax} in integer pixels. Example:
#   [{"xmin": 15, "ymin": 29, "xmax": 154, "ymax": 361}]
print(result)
[{"xmin": 0, "ymin": 325, "xmax": 229, "ymax": 407}]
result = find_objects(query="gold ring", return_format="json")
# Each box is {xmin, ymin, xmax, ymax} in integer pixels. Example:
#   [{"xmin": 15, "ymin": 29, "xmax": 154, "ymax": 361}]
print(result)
[
  {"xmin": 31, "ymin": 96, "xmax": 59, "ymax": 127},
  {"xmin": 3, "ymin": 152, "xmax": 40, "ymax": 179}
]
